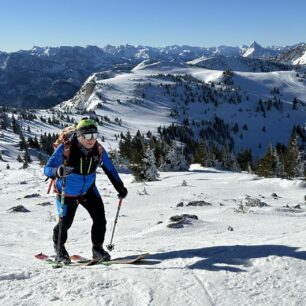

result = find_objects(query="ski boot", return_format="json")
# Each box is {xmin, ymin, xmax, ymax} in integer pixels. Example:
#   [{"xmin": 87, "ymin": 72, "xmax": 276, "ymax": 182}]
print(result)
[
  {"xmin": 54, "ymin": 244, "xmax": 71, "ymax": 264},
  {"xmin": 92, "ymin": 244, "xmax": 111, "ymax": 261}
]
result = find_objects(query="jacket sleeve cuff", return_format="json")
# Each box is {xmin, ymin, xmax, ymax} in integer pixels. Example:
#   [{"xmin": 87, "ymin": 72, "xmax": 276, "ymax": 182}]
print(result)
[{"xmin": 114, "ymin": 181, "xmax": 124, "ymax": 193}]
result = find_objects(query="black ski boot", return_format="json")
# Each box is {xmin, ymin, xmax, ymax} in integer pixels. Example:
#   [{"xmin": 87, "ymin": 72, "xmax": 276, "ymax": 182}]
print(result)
[
  {"xmin": 92, "ymin": 244, "xmax": 111, "ymax": 261},
  {"xmin": 54, "ymin": 244, "xmax": 71, "ymax": 264}
]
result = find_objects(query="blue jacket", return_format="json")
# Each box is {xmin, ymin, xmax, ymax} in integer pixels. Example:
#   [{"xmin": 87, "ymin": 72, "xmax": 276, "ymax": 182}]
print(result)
[{"xmin": 44, "ymin": 141, "xmax": 123, "ymax": 197}]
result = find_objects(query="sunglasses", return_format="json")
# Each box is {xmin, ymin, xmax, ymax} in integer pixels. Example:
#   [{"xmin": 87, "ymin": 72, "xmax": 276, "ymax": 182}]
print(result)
[{"xmin": 82, "ymin": 132, "xmax": 98, "ymax": 140}]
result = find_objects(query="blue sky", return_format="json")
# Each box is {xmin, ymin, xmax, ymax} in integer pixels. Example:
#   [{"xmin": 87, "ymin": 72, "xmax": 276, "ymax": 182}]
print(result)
[{"xmin": 0, "ymin": 0, "xmax": 305, "ymax": 52}]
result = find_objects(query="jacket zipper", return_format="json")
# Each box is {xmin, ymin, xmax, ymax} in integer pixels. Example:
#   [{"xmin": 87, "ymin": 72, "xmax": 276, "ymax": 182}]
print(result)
[{"xmin": 80, "ymin": 156, "xmax": 87, "ymax": 195}]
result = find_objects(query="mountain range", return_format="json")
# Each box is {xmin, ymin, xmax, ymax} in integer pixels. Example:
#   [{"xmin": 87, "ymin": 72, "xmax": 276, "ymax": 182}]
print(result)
[{"xmin": 0, "ymin": 42, "xmax": 306, "ymax": 108}]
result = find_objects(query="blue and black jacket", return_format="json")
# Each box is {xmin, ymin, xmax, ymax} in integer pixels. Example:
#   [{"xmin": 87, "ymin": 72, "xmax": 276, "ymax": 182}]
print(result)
[{"xmin": 44, "ymin": 137, "xmax": 123, "ymax": 197}]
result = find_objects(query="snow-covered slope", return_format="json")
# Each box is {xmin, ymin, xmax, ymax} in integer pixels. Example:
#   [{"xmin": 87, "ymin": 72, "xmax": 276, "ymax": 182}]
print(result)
[
  {"xmin": 0, "ymin": 161, "xmax": 306, "ymax": 305},
  {"xmin": 57, "ymin": 64, "xmax": 306, "ymax": 156}
]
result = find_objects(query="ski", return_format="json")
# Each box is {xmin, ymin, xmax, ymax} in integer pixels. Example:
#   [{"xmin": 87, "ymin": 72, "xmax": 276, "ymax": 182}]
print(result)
[
  {"xmin": 85, "ymin": 253, "xmax": 149, "ymax": 266},
  {"xmin": 35, "ymin": 253, "xmax": 89, "ymax": 268},
  {"xmin": 35, "ymin": 252, "xmax": 149, "ymax": 268}
]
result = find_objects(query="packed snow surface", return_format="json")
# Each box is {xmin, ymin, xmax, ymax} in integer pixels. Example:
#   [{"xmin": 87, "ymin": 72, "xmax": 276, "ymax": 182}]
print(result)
[{"xmin": 0, "ymin": 162, "xmax": 306, "ymax": 305}]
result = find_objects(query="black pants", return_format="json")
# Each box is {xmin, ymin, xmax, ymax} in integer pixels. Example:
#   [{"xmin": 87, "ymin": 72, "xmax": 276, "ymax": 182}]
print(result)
[{"xmin": 53, "ymin": 187, "xmax": 106, "ymax": 247}]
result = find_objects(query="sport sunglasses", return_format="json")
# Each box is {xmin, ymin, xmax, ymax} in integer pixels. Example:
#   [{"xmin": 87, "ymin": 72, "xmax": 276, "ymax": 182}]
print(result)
[{"xmin": 82, "ymin": 132, "xmax": 98, "ymax": 140}]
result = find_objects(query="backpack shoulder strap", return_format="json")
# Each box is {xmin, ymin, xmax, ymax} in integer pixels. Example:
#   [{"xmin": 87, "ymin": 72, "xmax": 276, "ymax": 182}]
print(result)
[
  {"xmin": 96, "ymin": 142, "xmax": 103, "ymax": 162},
  {"xmin": 63, "ymin": 140, "xmax": 72, "ymax": 166}
]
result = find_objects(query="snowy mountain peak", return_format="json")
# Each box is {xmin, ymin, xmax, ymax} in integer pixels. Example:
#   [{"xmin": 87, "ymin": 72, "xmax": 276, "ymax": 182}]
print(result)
[
  {"xmin": 243, "ymin": 41, "xmax": 265, "ymax": 58},
  {"xmin": 250, "ymin": 41, "xmax": 263, "ymax": 49},
  {"xmin": 242, "ymin": 41, "xmax": 279, "ymax": 59}
]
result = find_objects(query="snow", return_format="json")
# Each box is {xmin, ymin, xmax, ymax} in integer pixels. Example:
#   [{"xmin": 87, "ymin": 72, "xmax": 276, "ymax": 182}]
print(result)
[
  {"xmin": 293, "ymin": 50, "xmax": 306, "ymax": 65},
  {"xmin": 0, "ymin": 161, "xmax": 306, "ymax": 305},
  {"xmin": 58, "ymin": 64, "xmax": 305, "ymax": 157}
]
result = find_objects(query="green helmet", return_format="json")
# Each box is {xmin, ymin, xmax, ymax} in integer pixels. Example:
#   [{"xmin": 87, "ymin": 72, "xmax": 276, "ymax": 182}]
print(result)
[{"xmin": 76, "ymin": 117, "xmax": 98, "ymax": 135}]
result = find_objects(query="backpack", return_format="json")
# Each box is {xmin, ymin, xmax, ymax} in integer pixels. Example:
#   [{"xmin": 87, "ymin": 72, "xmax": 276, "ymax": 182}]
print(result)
[
  {"xmin": 47, "ymin": 125, "xmax": 103, "ymax": 194},
  {"xmin": 53, "ymin": 125, "xmax": 76, "ymax": 149}
]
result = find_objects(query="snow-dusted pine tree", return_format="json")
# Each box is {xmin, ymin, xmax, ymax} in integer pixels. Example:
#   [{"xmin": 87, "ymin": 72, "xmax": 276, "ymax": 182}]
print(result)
[
  {"xmin": 139, "ymin": 146, "xmax": 159, "ymax": 181},
  {"xmin": 273, "ymin": 147, "xmax": 285, "ymax": 178},
  {"xmin": 159, "ymin": 141, "xmax": 189, "ymax": 171},
  {"xmin": 284, "ymin": 133, "xmax": 304, "ymax": 178}
]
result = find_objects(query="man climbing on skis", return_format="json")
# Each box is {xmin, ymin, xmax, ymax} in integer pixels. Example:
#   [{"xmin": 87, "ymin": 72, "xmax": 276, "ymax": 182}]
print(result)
[{"xmin": 44, "ymin": 117, "xmax": 128, "ymax": 264}]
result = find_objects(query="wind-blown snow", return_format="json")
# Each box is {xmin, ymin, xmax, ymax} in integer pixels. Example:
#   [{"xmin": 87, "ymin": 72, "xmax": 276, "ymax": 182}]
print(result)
[{"xmin": 0, "ymin": 161, "xmax": 306, "ymax": 305}]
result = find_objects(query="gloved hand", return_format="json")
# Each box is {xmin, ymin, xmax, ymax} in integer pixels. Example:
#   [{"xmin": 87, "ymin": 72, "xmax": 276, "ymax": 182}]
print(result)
[
  {"xmin": 56, "ymin": 165, "xmax": 74, "ymax": 178},
  {"xmin": 118, "ymin": 186, "xmax": 128, "ymax": 199}
]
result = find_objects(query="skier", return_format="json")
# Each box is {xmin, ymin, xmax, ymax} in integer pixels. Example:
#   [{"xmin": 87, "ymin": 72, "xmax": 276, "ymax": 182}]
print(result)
[{"xmin": 44, "ymin": 118, "xmax": 128, "ymax": 264}]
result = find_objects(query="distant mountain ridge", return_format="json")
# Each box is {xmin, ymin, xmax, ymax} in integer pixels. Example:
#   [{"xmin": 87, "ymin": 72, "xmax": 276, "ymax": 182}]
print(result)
[
  {"xmin": 188, "ymin": 55, "xmax": 290, "ymax": 72},
  {"xmin": 0, "ymin": 42, "xmax": 305, "ymax": 107},
  {"xmin": 276, "ymin": 44, "xmax": 306, "ymax": 65}
]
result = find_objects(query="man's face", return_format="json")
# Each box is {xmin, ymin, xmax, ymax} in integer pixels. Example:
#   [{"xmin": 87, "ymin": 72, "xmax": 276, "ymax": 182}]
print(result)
[{"xmin": 78, "ymin": 133, "xmax": 98, "ymax": 149}]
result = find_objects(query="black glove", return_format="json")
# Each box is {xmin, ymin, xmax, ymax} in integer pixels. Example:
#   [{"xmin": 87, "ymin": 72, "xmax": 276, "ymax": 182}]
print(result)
[
  {"xmin": 56, "ymin": 165, "xmax": 74, "ymax": 178},
  {"xmin": 118, "ymin": 186, "xmax": 128, "ymax": 199}
]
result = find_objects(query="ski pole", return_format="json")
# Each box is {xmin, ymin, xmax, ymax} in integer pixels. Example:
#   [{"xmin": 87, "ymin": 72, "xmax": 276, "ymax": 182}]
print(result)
[
  {"xmin": 55, "ymin": 176, "xmax": 66, "ymax": 266},
  {"xmin": 106, "ymin": 197, "xmax": 123, "ymax": 251}
]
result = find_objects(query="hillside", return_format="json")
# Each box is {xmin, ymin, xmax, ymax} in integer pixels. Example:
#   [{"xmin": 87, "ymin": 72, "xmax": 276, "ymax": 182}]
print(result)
[{"xmin": 56, "ymin": 63, "xmax": 306, "ymax": 157}]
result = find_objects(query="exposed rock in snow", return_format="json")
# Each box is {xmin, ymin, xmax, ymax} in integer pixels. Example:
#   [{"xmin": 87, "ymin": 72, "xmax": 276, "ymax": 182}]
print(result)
[{"xmin": 8, "ymin": 205, "xmax": 30, "ymax": 213}]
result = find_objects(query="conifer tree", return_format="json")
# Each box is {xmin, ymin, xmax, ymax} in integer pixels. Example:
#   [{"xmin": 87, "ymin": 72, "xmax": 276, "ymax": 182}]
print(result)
[
  {"xmin": 131, "ymin": 130, "xmax": 145, "ymax": 164},
  {"xmin": 220, "ymin": 144, "xmax": 238, "ymax": 171},
  {"xmin": 209, "ymin": 143, "xmax": 222, "ymax": 168},
  {"xmin": 159, "ymin": 141, "xmax": 189, "ymax": 171},
  {"xmin": 24, "ymin": 150, "xmax": 32, "ymax": 164},
  {"xmin": 284, "ymin": 133, "xmax": 304, "ymax": 178},
  {"xmin": 256, "ymin": 144, "xmax": 277, "ymax": 178},
  {"xmin": 0, "ymin": 112, "xmax": 10, "ymax": 130},
  {"xmin": 19, "ymin": 133, "xmax": 27, "ymax": 150},
  {"xmin": 237, "ymin": 149, "xmax": 253, "ymax": 171},
  {"xmin": 119, "ymin": 131, "xmax": 133, "ymax": 162},
  {"xmin": 12, "ymin": 116, "xmax": 22, "ymax": 134},
  {"xmin": 17, "ymin": 154, "xmax": 23, "ymax": 163},
  {"xmin": 193, "ymin": 141, "xmax": 208, "ymax": 166},
  {"xmin": 137, "ymin": 146, "xmax": 159, "ymax": 181}
]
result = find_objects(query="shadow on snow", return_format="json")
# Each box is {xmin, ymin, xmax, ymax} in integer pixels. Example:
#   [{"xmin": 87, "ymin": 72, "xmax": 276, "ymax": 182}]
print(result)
[{"xmin": 148, "ymin": 245, "xmax": 306, "ymax": 272}]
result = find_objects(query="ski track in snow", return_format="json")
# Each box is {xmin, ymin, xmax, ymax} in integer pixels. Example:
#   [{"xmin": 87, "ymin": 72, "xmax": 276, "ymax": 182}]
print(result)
[{"xmin": 0, "ymin": 163, "xmax": 306, "ymax": 305}]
